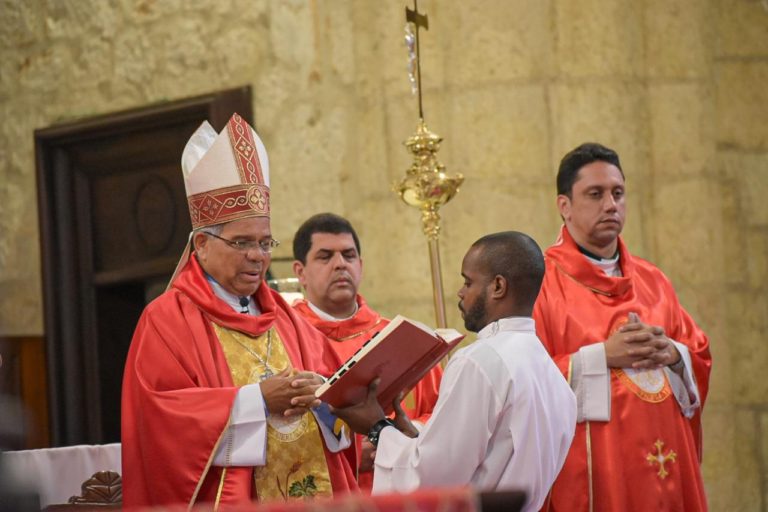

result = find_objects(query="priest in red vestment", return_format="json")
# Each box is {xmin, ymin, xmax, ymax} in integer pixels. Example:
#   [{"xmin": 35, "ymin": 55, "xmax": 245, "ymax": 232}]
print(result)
[
  {"xmin": 290, "ymin": 213, "xmax": 443, "ymax": 490},
  {"xmin": 533, "ymin": 143, "xmax": 712, "ymax": 511},
  {"xmin": 121, "ymin": 114, "xmax": 357, "ymax": 510}
]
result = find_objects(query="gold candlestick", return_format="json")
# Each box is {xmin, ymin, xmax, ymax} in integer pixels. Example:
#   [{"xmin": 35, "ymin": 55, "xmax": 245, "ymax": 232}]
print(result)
[{"xmin": 395, "ymin": 1, "xmax": 463, "ymax": 328}]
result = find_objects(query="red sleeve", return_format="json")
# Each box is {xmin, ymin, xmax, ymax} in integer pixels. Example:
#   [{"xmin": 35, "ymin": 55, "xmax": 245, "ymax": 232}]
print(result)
[
  {"xmin": 121, "ymin": 297, "xmax": 241, "ymax": 508},
  {"xmin": 663, "ymin": 287, "xmax": 711, "ymax": 407},
  {"xmin": 660, "ymin": 280, "xmax": 712, "ymax": 461}
]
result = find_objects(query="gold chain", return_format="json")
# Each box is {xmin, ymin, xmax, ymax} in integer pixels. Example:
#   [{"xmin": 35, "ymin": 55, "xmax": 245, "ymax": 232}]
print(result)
[{"xmin": 232, "ymin": 330, "xmax": 274, "ymax": 378}]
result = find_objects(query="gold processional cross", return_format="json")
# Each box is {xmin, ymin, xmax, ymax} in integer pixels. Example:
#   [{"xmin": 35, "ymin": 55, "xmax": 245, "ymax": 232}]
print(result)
[
  {"xmin": 405, "ymin": 0, "xmax": 428, "ymax": 119},
  {"xmin": 646, "ymin": 439, "xmax": 677, "ymax": 479},
  {"xmin": 396, "ymin": 0, "xmax": 464, "ymax": 329}
]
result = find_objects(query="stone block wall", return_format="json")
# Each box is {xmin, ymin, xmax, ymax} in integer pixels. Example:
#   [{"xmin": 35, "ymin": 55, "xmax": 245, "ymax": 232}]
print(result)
[{"xmin": 1, "ymin": 0, "xmax": 766, "ymax": 508}]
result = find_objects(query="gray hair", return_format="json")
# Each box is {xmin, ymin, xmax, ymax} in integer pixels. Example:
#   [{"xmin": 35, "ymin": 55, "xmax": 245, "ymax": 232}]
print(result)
[{"xmin": 194, "ymin": 223, "xmax": 225, "ymax": 237}]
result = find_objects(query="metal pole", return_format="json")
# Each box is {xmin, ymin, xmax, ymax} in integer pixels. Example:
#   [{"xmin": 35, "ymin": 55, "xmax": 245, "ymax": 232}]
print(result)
[{"xmin": 427, "ymin": 237, "xmax": 448, "ymax": 329}]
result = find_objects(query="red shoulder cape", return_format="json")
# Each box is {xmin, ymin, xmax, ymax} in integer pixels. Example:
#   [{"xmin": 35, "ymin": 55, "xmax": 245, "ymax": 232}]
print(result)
[{"xmin": 533, "ymin": 227, "xmax": 711, "ymax": 511}]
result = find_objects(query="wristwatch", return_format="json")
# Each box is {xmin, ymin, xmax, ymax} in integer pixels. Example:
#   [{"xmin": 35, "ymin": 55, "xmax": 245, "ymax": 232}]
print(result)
[{"xmin": 367, "ymin": 418, "xmax": 396, "ymax": 447}]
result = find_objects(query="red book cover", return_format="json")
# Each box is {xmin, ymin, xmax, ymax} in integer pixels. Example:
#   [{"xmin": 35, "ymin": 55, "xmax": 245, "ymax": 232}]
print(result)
[{"xmin": 315, "ymin": 315, "xmax": 464, "ymax": 412}]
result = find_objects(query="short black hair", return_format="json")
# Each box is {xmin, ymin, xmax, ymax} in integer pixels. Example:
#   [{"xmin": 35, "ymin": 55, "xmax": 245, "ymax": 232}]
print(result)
[
  {"xmin": 471, "ymin": 231, "xmax": 545, "ymax": 314},
  {"xmin": 293, "ymin": 213, "xmax": 361, "ymax": 264},
  {"xmin": 557, "ymin": 143, "xmax": 624, "ymax": 197}
]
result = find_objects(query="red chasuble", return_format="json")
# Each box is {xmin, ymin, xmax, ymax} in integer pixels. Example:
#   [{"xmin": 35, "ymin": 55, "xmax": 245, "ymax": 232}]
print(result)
[
  {"xmin": 121, "ymin": 256, "xmax": 357, "ymax": 509},
  {"xmin": 293, "ymin": 296, "xmax": 443, "ymax": 491},
  {"xmin": 533, "ymin": 227, "xmax": 711, "ymax": 512}
]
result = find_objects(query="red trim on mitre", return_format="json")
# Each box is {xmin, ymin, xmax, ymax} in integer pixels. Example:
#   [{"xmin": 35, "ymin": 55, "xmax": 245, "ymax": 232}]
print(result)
[
  {"xmin": 227, "ymin": 113, "xmax": 265, "ymax": 186},
  {"xmin": 188, "ymin": 183, "xmax": 270, "ymax": 230}
]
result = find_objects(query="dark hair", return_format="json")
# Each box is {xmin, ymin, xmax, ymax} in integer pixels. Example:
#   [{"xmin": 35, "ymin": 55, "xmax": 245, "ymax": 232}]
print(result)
[
  {"xmin": 293, "ymin": 213, "xmax": 361, "ymax": 264},
  {"xmin": 471, "ymin": 231, "xmax": 545, "ymax": 314},
  {"xmin": 557, "ymin": 143, "xmax": 624, "ymax": 197}
]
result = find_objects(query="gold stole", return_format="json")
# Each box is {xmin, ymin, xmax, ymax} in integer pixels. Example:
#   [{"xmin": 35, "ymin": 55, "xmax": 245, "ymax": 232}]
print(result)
[{"xmin": 214, "ymin": 324, "xmax": 333, "ymax": 502}]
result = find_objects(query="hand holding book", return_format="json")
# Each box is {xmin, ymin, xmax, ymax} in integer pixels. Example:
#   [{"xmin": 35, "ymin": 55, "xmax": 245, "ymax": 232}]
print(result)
[
  {"xmin": 315, "ymin": 315, "xmax": 464, "ymax": 413},
  {"xmin": 391, "ymin": 390, "xmax": 419, "ymax": 438}
]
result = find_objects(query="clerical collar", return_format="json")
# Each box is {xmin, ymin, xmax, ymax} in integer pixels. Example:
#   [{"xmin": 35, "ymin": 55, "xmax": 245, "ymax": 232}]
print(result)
[
  {"xmin": 205, "ymin": 274, "xmax": 261, "ymax": 315},
  {"xmin": 307, "ymin": 300, "xmax": 358, "ymax": 322},
  {"xmin": 577, "ymin": 245, "xmax": 622, "ymax": 277},
  {"xmin": 577, "ymin": 244, "xmax": 618, "ymax": 262}
]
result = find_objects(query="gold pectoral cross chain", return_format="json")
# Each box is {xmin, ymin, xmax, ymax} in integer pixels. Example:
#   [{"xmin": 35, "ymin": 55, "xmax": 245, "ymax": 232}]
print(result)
[{"xmin": 233, "ymin": 330, "xmax": 275, "ymax": 380}]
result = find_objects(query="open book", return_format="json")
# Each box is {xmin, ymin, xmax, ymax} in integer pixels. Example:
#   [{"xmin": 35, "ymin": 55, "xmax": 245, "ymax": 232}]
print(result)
[{"xmin": 315, "ymin": 315, "xmax": 464, "ymax": 412}]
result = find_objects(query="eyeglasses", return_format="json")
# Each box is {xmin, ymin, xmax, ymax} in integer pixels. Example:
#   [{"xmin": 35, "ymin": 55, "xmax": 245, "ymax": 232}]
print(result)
[{"xmin": 204, "ymin": 232, "xmax": 280, "ymax": 254}]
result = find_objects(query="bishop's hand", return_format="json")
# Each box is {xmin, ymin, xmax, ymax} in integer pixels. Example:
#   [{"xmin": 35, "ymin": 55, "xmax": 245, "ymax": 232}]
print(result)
[
  {"xmin": 284, "ymin": 371, "xmax": 323, "ymax": 417},
  {"xmin": 260, "ymin": 368, "xmax": 321, "ymax": 417}
]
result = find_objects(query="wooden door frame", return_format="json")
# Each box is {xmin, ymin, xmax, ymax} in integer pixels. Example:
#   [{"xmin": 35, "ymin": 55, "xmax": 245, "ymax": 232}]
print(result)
[{"xmin": 34, "ymin": 87, "xmax": 253, "ymax": 445}]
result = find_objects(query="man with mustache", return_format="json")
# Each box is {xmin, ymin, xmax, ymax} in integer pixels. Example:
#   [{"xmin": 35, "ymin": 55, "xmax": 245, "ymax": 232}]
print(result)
[
  {"xmin": 291, "ymin": 213, "xmax": 443, "ymax": 490},
  {"xmin": 121, "ymin": 115, "xmax": 357, "ymax": 509},
  {"xmin": 533, "ymin": 143, "xmax": 712, "ymax": 511},
  {"xmin": 332, "ymin": 231, "xmax": 576, "ymax": 512}
]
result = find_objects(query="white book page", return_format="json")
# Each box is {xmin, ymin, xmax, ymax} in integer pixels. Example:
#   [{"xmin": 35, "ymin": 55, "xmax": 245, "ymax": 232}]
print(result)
[{"xmin": 435, "ymin": 328, "xmax": 463, "ymax": 343}]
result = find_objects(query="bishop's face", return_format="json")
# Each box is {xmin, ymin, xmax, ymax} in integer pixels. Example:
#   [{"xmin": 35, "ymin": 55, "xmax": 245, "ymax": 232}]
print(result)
[
  {"xmin": 293, "ymin": 232, "xmax": 362, "ymax": 316},
  {"xmin": 194, "ymin": 216, "xmax": 272, "ymax": 297},
  {"xmin": 557, "ymin": 160, "xmax": 626, "ymax": 258}
]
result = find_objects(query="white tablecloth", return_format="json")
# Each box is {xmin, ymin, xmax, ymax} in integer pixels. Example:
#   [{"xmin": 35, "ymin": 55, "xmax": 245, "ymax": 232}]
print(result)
[{"xmin": 2, "ymin": 443, "xmax": 121, "ymax": 507}]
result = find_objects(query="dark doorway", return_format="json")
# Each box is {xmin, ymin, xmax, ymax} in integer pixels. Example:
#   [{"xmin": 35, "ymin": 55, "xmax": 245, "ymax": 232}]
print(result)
[{"xmin": 35, "ymin": 87, "xmax": 253, "ymax": 445}]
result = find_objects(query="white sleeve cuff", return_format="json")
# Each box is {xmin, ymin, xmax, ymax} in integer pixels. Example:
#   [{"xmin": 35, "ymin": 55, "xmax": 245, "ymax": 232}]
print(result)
[
  {"xmin": 371, "ymin": 426, "xmax": 420, "ymax": 495},
  {"xmin": 311, "ymin": 403, "xmax": 351, "ymax": 453},
  {"xmin": 664, "ymin": 341, "xmax": 701, "ymax": 418},
  {"xmin": 212, "ymin": 384, "xmax": 268, "ymax": 466},
  {"xmin": 571, "ymin": 343, "xmax": 611, "ymax": 422}
]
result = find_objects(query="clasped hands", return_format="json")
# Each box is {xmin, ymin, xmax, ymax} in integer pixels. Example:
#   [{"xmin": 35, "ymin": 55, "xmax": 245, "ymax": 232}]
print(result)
[
  {"xmin": 604, "ymin": 312, "xmax": 681, "ymax": 370},
  {"xmin": 259, "ymin": 368, "xmax": 324, "ymax": 417}
]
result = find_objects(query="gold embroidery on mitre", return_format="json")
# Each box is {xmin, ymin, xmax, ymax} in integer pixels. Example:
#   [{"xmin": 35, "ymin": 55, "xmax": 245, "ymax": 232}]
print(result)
[
  {"xmin": 188, "ymin": 183, "xmax": 270, "ymax": 229},
  {"xmin": 226, "ymin": 113, "xmax": 264, "ymax": 186},
  {"xmin": 215, "ymin": 325, "xmax": 332, "ymax": 502},
  {"xmin": 246, "ymin": 186, "xmax": 269, "ymax": 214},
  {"xmin": 646, "ymin": 439, "xmax": 677, "ymax": 479}
]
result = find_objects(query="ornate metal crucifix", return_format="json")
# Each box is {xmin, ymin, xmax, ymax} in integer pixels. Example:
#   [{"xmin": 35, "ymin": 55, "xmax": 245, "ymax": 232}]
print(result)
[
  {"xmin": 405, "ymin": 0, "xmax": 429, "ymax": 120},
  {"xmin": 396, "ymin": 0, "xmax": 463, "ymax": 329}
]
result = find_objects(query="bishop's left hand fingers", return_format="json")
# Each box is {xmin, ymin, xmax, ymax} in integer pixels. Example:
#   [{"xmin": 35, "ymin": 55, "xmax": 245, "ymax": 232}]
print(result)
[
  {"xmin": 290, "ymin": 371, "xmax": 324, "ymax": 387},
  {"xmin": 283, "ymin": 405, "xmax": 311, "ymax": 417},
  {"xmin": 289, "ymin": 392, "xmax": 321, "ymax": 407}
]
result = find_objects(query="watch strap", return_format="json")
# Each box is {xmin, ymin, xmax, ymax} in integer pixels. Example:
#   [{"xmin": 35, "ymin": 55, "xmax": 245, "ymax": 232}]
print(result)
[{"xmin": 367, "ymin": 418, "xmax": 395, "ymax": 447}]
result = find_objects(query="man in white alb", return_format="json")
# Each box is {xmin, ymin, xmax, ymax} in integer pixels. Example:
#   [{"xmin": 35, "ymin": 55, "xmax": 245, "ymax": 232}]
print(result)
[{"xmin": 333, "ymin": 231, "xmax": 577, "ymax": 511}]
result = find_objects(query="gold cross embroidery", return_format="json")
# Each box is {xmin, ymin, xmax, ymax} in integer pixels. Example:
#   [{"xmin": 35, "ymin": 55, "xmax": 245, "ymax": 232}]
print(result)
[{"xmin": 646, "ymin": 439, "xmax": 677, "ymax": 479}]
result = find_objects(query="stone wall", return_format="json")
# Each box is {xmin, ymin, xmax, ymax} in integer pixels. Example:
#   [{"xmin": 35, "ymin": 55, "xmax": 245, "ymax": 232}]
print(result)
[{"xmin": 1, "ymin": 0, "xmax": 766, "ymax": 508}]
